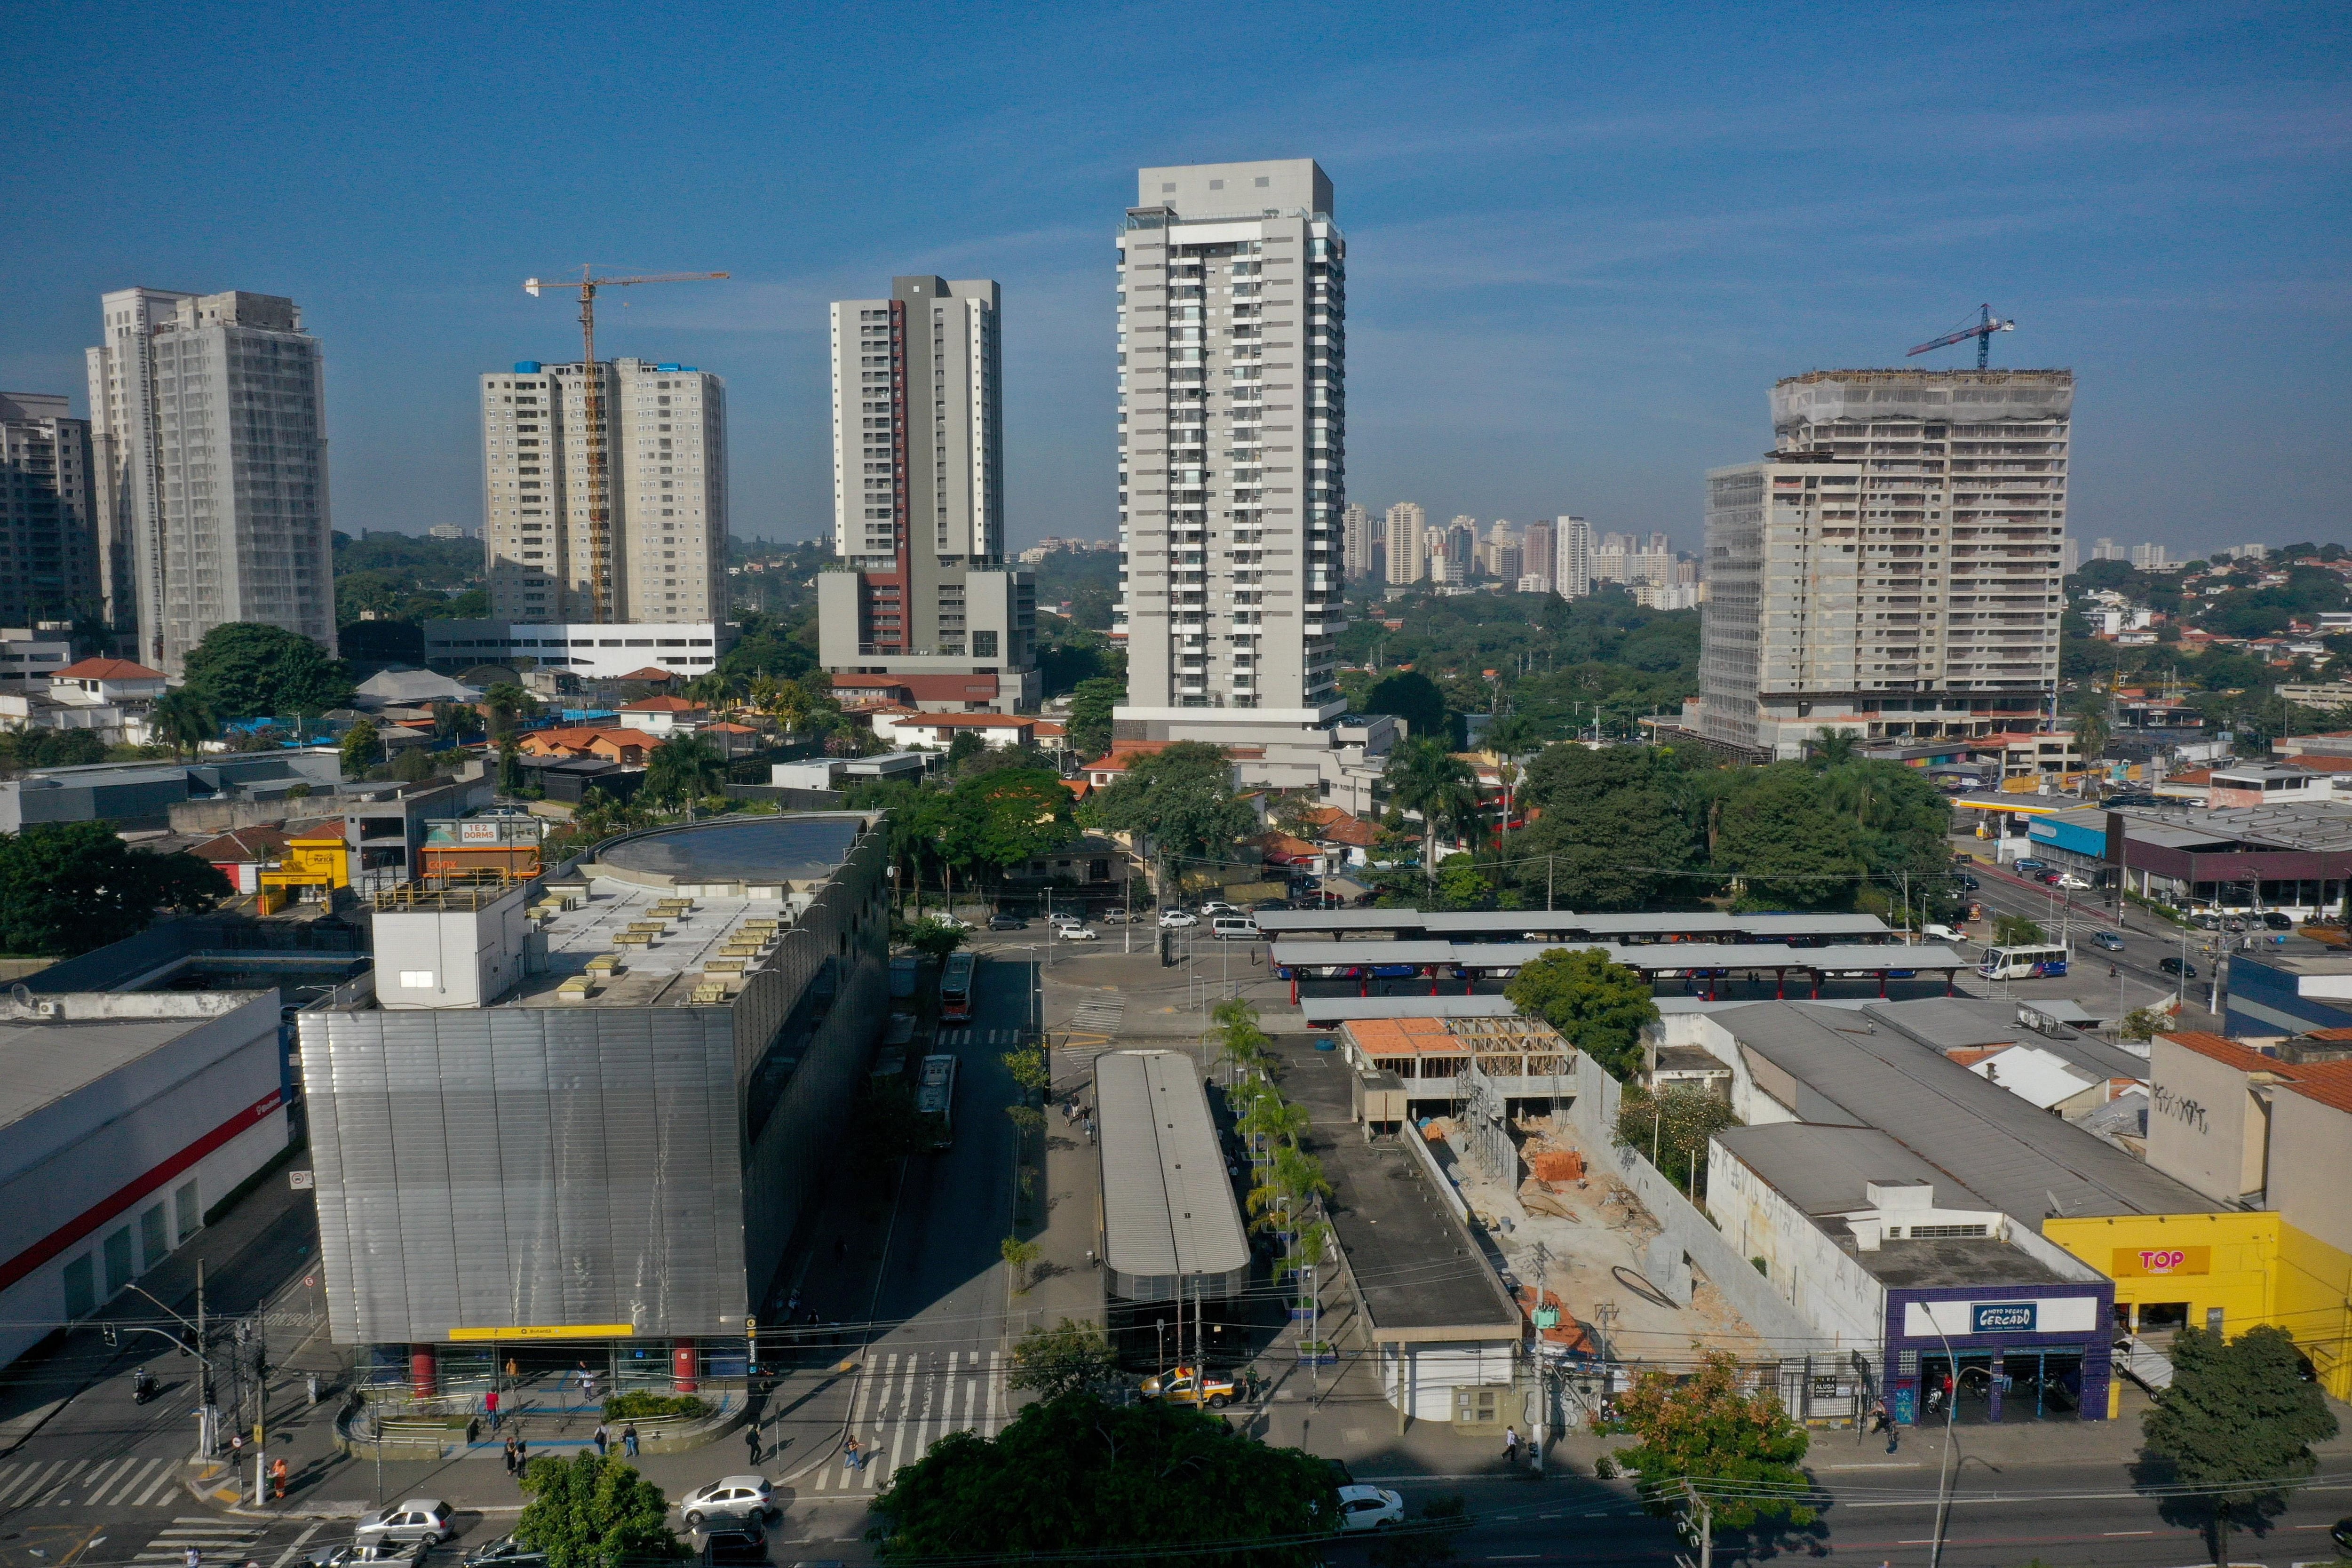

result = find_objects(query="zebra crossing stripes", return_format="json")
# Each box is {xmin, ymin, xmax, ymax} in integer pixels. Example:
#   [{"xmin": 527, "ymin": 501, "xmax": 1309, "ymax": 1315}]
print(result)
[
  {"xmin": 1066, "ymin": 997, "xmax": 1124, "ymax": 1034},
  {"xmin": 816, "ymin": 1349, "xmax": 1007, "ymax": 1493},
  {"xmin": 933, "ymin": 1027, "xmax": 1024, "ymax": 1050},
  {"xmin": 0, "ymin": 1454, "xmax": 182, "ymax": 1509},
  {"xmin": 135, "ymin": 1518, "xmax": 261, "ymax": 1562}
]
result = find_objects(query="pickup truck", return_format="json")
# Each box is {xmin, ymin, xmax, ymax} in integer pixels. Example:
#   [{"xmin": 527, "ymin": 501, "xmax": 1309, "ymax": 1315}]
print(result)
[{"xmin": 1139, "ymin": 1365, "xmax": 1237, "ymax": 1408}]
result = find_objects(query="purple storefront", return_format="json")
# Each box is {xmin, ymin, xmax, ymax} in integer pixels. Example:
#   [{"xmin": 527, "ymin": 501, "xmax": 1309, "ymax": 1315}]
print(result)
[{"xmin": 1883, "ymin": 1282, "xmax": 2115, "ymax": 1425}]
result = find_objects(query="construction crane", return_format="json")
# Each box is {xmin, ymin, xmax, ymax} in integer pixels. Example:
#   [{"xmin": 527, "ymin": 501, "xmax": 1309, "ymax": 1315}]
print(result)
[
  {"xmin": 1907, "ymin": 302, "xmax": 2016, "ymax": 370},
  {"xmin": 523, "ymin": 267, "xmax": 729, "ymax": 622}
]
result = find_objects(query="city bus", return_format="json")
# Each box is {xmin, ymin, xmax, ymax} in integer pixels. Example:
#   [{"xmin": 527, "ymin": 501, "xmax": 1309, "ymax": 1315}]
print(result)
[
  {"xmin": 939, "ymin": 951, "xmax": 977, "ymax": 1023},
  {"xmin": 1979, "ymin": 943, "xmax": 2069, "ymax": 980},
  {"xmin": 914, "ymin": 1053, "xmax": 959, "ymax": 1150}
]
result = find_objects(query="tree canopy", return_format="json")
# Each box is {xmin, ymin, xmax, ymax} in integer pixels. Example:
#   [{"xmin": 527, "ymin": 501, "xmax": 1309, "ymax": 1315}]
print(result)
[
  {"xmin": 1508, "ymin": 744, "xmax": 1695, "ymax": 909},
  {"xmin": 1006, "ymin": 1319, "xmax": 1119, "ymax": 1402},
  {"xmin": 515, "ymin": 1450, "xmax": 685, "ymax": 1568},
  {"xmin": 1078, "ymin": 742, "xmax": 1254, "ymax": 891},
  {"xmin": 870, "ymin": 1393, "xmax": 1337, "ymax": 1565},
  {"xmin": 1065, "ymin": 674, "xmax": 1125, "ymax": 763},
  {"xmin": 0, "ymin": 822, "xmax": 232, "ymax": 956},
  {"xmin": 1363, "ymin": 670, "xmax": 1452, "ymax": 744},
  {"xmin": 181, "ymin": 622, "xmax": 354, "ymax": 719},
  {"xmin": 2140, "ymin": 1324, "xmax": 2337, "ymax": 1564},
  {"xmin": 1502, "ymin": 947, "xmax": 1659, "ymax": 1080},
  {"xmin": 1608, "ymin": 1349, "xmax": 1815, "ymax": 1532}
]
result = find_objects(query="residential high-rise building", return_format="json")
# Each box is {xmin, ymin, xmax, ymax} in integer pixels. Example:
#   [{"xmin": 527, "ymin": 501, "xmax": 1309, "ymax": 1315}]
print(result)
[
  {"xmin": 1698, "ymin": 368, "xmax": 2071, "ymax": 759},
  {"xmin": 1111, "ymin": 159, "xmax": 1385, "ymax": 809},
  {"xmin": 1442, "ymin": 518, "xmax": 1476, "ymax": 580},
  {"xmin": 2130, "ymin": 542, "xmax": 2170, "ymax": 570},
  {"xmin": 1383, "ymin": 501, "xmax": 1425, "ymax": 585},
  {"xmin": 2061, "ymin": 535, "xmax": 2081, "ymax": 575},
  {"xmin": 88, "ymin": 289, "xmax": 334, "ymax": 672},
  {"xmin": 1341, "ymin": 502, "xmax": 1374, "ymax": 580},
  {"xmin": 815, "ymin": 277, "xmax": 1035, "ymax": 713},
  {"xmin": 0, "ymin": 392, "xmax": 99, "ymax": 626},
  {"xmin": 1555, "ymin": 515, "xmax": 1593, "ymax": 597},
  {"xmin": 2092, "ymin": 537, "xmax": 2123, "ymax": 561},
  {"xmin": 483, "ymin": 357, "xmax": 727, "ymax": 623},
  {"xmin": 1519, "ymin": 519, "xmax": 1555, "ymax": 594}
]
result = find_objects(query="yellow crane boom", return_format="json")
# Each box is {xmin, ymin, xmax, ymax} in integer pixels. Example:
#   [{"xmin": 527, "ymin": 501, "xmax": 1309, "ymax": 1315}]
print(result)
[{"xmin": 523, "ymin": 266, "xmax": 729, "ymax": 622}]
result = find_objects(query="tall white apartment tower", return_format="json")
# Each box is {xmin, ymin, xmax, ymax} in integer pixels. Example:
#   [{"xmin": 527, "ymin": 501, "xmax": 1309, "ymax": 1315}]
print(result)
[
  {"xmin": 1112, "ymin": 159, "xmax": 1383, "ymax": 806},
  {"xmin": 1340, "ymin": 502, "xmax": 1374, "ymax": 580},
  {"xmin": 1383, "ymin": 501, "xmax": 1426, "ymax": 585},
  {"xmin": 87, "ymin": 289, "xmax": 335, "ymax": 671},
  {"xmin": 482, "ymin": 358, "xmax": 726, "ymax": 622},
  {"xmin": 814, "ymin": 277, "xmax": 1036, "ymax": 712},
  {"xmin": 1699, "ymin": 368, "xmax": 2072, "ymax": 759},
  {"xmin": 1555, "ymin": 516, "xmax": 1593, "ymax": 598}
]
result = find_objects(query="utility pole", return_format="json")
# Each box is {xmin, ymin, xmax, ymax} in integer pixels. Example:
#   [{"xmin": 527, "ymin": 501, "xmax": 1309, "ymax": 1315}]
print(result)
[
  {"xmin": 196, "ymin": 1258, "xmax": 213, "ymax": 1460},
  {"xmin": 1677, "ymin": 1479, "xmax": 1714, "ymax": 1568}
]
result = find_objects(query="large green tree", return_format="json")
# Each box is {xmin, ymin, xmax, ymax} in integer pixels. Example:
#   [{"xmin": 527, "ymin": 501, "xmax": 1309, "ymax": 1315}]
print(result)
[
  {"xmin": 1708, "ymin": 765, "xmax": 1867, "ymax": 909},
  {"xmin": 515, "ymin": 1450, "xmax": 685, "ymax": 1568},
  {"xmin": 870, "ymin": 1393, "xmax": 1336, "ymax": 1565},
  {"xmin": 1608, "ymin": 1349, "xmax": 1815, "ymax": 1533},
  {"xmin": 1503, "ymin": 947, "xmax": 1658, "ymax": 1080},
  {"xmin": 181, "ymin": 623, "xmax": 353, "ymax": 719},
  {"xmin": 2141, "ymin": 1324, "xmax": 2337, "ymax": 1565},
  {"xmin": 1364, "ymin": 669, "xmax": 1454, "ymax": 745},
  {"xmin": 1510, "ymin": 743, "xmax": 1696, "ymax": 909},
  {"xmin": 941, "ymin": 768, "xmax": 1081, "ymax": 887},
  {"xmin": 0, "ymin": 823, "xmax": 232, "ymax": 956},
  {"xmin": 1065, "ymin": 675, "xmax": 1125, "ymax": 763},
  {"xmin": 1617, "ymin": 1084, "xmax": 1740, "ymax": 1197},
  {"xmin": 1383, "ymin": 738, "xmax": 1481, "ymax": 897},
  {"xmin": 641, "ymin": 734, "xmax": 727, "ymax": 805},
  {"xmin": 1078, "ymin": 741, "xmax": 1254, "ymax": 894},
  {"xmin": 1006, "ymin": 1319, "xmax": 1120, "ymax": 1402}
]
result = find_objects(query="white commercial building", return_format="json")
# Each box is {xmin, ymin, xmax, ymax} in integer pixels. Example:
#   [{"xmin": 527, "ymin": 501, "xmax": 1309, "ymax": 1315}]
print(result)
[
  {"xmin": 1699, "ymin": 369, "xmax": 2070, "ymax": 759},
  {"xmin": 87, "ymin": 290, "xmax": 334, "ymax": 674},
  {"xmin": 482, "ymin": 358, "xmax": 726, "ymax": 623},
  {"xmin": 422, "ymin": 618, "xmax": 731, "ymax": 679},
  {"xmin": 1383, "ymin": 501, "xmax": 1426, "ymax": 586},
  {"xmin": 815, "ymin": 276, "xmax": 1037, "ymax": 715},
  {"xmin": 1111, "ymin": 159, "xmax": 1375, "ymax": 805},
  {"xmin": 0, "ymin": 990, "xmax": 289, "ymax": 1369}
]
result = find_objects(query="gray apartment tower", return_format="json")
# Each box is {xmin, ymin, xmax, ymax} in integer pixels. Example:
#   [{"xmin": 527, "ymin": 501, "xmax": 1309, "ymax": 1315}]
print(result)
[
  {"xmin": 1698, "ymin": 368, "xmax": 2071, "ymax": 759},
  {"xmin": 480, "ymin": 358, "xmax": 727, "ymax": 622},
  {"xmin": 87, "ymin": 289, "xmax": 335, "ymax": 673},
  {"xmin": 816, "ymin": 277, "xmax": 1036, "ymax": 713},
  {"xmin": 0, "ymin": 393, "xmax": 99, "ymax": 626},
  {"xmin": 1111, "ymin": 160, "xmax": 1380, "ymax": 797}
]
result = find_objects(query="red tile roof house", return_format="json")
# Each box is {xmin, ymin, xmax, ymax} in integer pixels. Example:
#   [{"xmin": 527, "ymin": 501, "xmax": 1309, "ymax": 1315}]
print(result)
[
  {"xmin": 517, "ymin": 726, "xmax": 668, "ymax": 765},
  {"xmin": 1079, "ymin": 740, "xmax": 1262, "ymax": 790},
  {"xmin": 616, "ymin": 693, "xmax": 709, "ymax": 738},
  {"xmin": 50, "ymin": 657, "xmax": 168, "ymax": 704}
]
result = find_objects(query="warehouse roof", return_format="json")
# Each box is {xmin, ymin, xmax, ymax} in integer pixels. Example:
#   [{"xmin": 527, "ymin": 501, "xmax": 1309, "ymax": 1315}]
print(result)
[
  {"xmin": 1093, "ymin": 1051, "xmax": 1250, "ymax": 1292},
  {"xmin": 1709, "ymin": 1002, "xmax": 2207, "ymax": 1222}
]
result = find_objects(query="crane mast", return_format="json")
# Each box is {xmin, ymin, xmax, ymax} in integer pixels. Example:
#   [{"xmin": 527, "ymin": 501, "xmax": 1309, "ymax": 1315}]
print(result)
[
  {"xmin": 524, "ymin": 267, "xmax": 728, "ymax": 622},
  {"xmin": 1907, "ymin": 302, "xmax": 2016, "ymax": 370}
]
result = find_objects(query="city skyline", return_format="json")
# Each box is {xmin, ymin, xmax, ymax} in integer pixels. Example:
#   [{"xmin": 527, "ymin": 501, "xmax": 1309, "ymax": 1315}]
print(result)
[{"xmin": 2, "ymin": 5, "xmax": 2343, "ymax": 557}]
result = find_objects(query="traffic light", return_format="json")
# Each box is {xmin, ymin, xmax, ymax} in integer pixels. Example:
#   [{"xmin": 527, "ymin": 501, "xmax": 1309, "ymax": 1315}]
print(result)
[{"xmin": 103, "ymin": 1323, "xmax": 117, "ymax": 1347}]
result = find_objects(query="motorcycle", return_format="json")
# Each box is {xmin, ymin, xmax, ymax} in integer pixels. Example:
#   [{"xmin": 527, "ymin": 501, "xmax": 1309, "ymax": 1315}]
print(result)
[{"xmin": 133, "ymin": 1367, "xmax": 156, "ymax": 1404}]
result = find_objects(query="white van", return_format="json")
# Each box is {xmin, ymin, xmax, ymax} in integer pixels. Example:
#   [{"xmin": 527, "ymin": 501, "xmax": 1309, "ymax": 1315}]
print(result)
[{"xmin": 1210, "ymin": 915, "xmax": 1261, "ymax": 941}]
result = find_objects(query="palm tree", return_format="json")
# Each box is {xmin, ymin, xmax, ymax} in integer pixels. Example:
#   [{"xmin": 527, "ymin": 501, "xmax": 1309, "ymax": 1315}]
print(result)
[
  {"xmin": 645, "ymin": 733, "xmax": 727, "ymax": 806},
  {"xmin": 1383, "ymin": 737, "xmax": 1479, "ymax": 898},
  {"xmin": 1809, "ymin": 725, "xmax": 1861, "ymax": 767},
  {"xmin": 150, "ymin": 689, "xmax": 218, "ymax": 759},
  {"xmin": 684, "ymin": 671, "xmax": 735, "ymax": 714}
]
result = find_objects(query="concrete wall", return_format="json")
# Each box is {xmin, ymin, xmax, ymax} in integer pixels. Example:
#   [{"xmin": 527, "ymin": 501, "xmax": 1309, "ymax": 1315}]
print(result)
[
  {"xmin": 372, "ymin": 889, "xmax": 540, "ymax": 1010},
  {"xmin": 2270, "ymin": 1089, "xmax": 2352, "ymax": 1256},
  {"xmin": 1381, "ymin": 1341, "xmax": 1516, "ymax": 1422},
  {"xmin": 1558, "ymin": 1051, "xmax": 1819, "ymax": 1356},
  {"xmin": 2147, "ymin": 1038, "xmax": 2268, "ymax": 1202},
  {"xmin": 1705, "ymin": 1143, "xmax": 1886, "ymax": 1353}
]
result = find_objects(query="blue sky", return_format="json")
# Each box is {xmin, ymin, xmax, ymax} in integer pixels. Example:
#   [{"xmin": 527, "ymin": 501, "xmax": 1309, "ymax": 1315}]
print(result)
[{"xmin": 4, "ymin": 0, "xmax": 2345, "ymax": 554}]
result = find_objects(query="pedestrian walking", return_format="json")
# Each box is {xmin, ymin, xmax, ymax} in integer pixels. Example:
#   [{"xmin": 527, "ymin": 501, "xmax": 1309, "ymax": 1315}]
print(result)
[
  {"xmin": 504, "ymin": 1434, "xmax": 519, "ymax": 1476},
  {"xmin": 184, "ymin": 1547, "xmax": 201, "ymax": 1568},
  {"xmin": 622, "ymin": 1423, "xmax": 639, "ymax": 1459},
  {"xmin": 1502, "ymin": 1425, "xmax": 1521, "ymax": 1463},
  {"xmin": 271, "ymin": 1457, "xmax": 288, "ymax": 1501},
  {"xmin": 505, "ymin": 1357, "xmax": 519, "ymax": 1384},
  {"xmin": 745, "ymin": 1421, "xmax": 762, "ymax": 1465},
  {"xmin": 485, "ymin": 1387, "xmax": 501, "ymax": 1430},
  {"xmin": 581, "ymin": 1369, "xmax": 598, "ymax": 1403},
  {"xmin": 514, "ymin": 1436, "xmax": 529, "ymax": 1480},
  {"xmin": 844, "ymin": 1434, "xmax": 863, "ymax": 1472},
  {"xmin": 1084, "ymin": 1116, "xmax": 1095, "ymax": 1145},
  {"xmin": 593, "ymin": 1422, "xmax": 610, "ymax": 1457}
]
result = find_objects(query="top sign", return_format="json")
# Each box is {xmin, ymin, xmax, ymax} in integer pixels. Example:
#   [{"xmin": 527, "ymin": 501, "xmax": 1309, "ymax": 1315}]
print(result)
[
  {"xmin": 2112, "ymin": 1246, "xmax": 2210, "ymax": 1278},
  {"xmin": 1971, "ymin": 1302, "xmax": 2037, "ymax": 1333}
]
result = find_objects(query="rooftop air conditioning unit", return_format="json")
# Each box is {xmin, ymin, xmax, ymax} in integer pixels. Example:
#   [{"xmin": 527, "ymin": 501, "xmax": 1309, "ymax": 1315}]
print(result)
[{"xmin": 35, "ymin": 1000, "xmax": 62, "ymax": 1019}]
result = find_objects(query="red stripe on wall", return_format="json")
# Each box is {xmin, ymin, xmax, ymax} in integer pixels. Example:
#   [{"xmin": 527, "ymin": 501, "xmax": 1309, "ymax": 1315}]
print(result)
[{"xmin": 0, "ymin": 1090, "xmax": 285, "ymax": 1295}]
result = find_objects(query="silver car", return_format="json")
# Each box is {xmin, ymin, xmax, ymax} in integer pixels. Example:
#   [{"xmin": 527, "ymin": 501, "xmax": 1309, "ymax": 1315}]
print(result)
[
  {"xmin": 681, "ymin": 1474, "xmax": 778, "ymax": 1525},
  {"xmin": 354, "ymin": 1501, "xmax": 455, "ymax": 1550}
]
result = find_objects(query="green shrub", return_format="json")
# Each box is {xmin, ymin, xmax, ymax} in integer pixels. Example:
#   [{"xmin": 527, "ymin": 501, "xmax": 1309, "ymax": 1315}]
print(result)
[{"xmin": 600, "ymin": 1391, "xmax": 710, "ymax": 1422}]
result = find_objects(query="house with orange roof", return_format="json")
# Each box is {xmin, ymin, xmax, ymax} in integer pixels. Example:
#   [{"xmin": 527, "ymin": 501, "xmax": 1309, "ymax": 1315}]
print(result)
[
  {"xmin": 516, "ymin": 726, "xmax": 668, "ymax": 765},
  {"xmin": 697, "ymin": 720, "xmax": 764, "ymax": 758},
  {"xmin": 617, "ymin": 693, "xmax": 708, "ymax": 738},
  {"xmin": 50, "ymin": 656, "xmax": 168, "ymax": 705}
]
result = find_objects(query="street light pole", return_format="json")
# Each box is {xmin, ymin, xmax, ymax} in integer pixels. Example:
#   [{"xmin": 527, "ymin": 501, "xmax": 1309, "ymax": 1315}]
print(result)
[{"xmin": 1926, "ymin": 1307, "xmax": 1961, "ymax": 1568}]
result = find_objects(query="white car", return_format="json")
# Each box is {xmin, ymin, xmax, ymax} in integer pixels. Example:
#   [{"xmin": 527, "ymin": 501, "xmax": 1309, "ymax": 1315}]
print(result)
[
  {"xmin": 681, "ymin": 1474, "xmax": 778, "ymax": 1525},
  {"xmin": 1048, "ymin": 910, "xmax": 1086, "ymax": 929},
  {"xmin": 1335, "ymin": 1485, "xmax": 1406, "ymax": 1531},
  {"xmin": 2057, "ymin": 874, "xmax": 2092, "ymax": 890},
  {"xmin": 1158, "ymin": 909, "xmax": 1199, "ymax": 929},
  {"xmin": 1922, "ymin": 923, "xmax": 1967, "ymax": 943},
  {"xmin": 1198, "ymin": 900, "xmax": 1242, "ymax": 917},
  {"xmin": 353, "ymin": 1501, "xmax": 454, "ymax": 1550},
  {"xmin": 1057, "ymin": 924, "xmax": 1099, "ymax": 941}
]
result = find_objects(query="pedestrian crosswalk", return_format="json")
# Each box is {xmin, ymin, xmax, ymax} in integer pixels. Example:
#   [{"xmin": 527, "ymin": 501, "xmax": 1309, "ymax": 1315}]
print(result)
[
  {"xmin": 133, "ymin": 1518, "xmax": 266, "ymax": 1563},
  {"xmin": 933, "ymin": 1027, "xmax": 1025, "ymax": 1050},
  {"xmin": 1065, "ymin": 997, "xmax": 1124, "ymax": 1034},
  {"xmin": 815, "ymin": 1349, "xmax": 1006, "ymax": 1492},
  {"xmin": 0, "ymin": 1454, "xmax": 183, "ymax": 1509}
]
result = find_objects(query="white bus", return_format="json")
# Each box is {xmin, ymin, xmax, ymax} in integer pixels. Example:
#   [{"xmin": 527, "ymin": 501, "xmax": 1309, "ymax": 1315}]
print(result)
[
  {"xmin": 1979, "ymin": 943, "xmax": 2069, "ymax": 980},
  {"xmin": 914, "ymin": 1053, "xmax": 958, "ymax": 1149}
]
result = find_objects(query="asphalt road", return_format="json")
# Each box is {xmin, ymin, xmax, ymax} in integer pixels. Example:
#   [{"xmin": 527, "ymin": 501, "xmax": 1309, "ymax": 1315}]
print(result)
[{"xmin": 1959, "ymin": 854, "xmax": 2260, "ymax": 1014}]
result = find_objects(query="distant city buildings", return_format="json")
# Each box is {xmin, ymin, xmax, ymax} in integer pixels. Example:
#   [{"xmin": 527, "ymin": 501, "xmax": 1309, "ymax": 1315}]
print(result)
[
  {"xmin": 0, "ymin": 392, "xmax": 98, "ymax": 628},
  {"xmin": 1015, "ymin": 536, "xmax": 1115, "ymax": 563},
  {"xmin": 816, "ymin": 276, "xmax": 1035, "ymax": 714},
  {"xmin": 1519, "ymin": 519, "xmax": 1555, "ymax": 594},
  {"xmin": 1384, "ymin": 501, "xmax": 1426, "ymax": 585},
  {"xmin": 482, "ymin": 357, "xmax": 726, "ymax": 624},
  {"xmin": 1341, "ymin": 502, "xmax": 1375, "ymax": 579},
  {"xmin": 1698, "ymin": 367, "xmax": 2071, "ymax": 759},
  {"xmin": 2130, "ymin": 542, "xmax": 2170, "ymax": 570},
  {"xmin": 88, "ymin": 289, "xmax": 335, "ymax": 673},
  {"xmin": 1555, "ymin": 515, "xmax": 1592, "ymax": 598}
]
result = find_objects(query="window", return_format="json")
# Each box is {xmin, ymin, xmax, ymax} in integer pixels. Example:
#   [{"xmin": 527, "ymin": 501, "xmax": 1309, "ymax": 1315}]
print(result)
[
  {"xmin": 104, "ymin": 1226, "xmax": 134, "ymax": 1295},
  {"xmin": 399, "ymin": 970, "xmax": 434, "ymax": 988},
  {"xmin": 141, "ymin": 1203, "xmax": 169, "ymax": 1268},
  {"xmin": 973, "ymin": 630, "xmax": 998, "ymax": 657},
  {"xmin": 62, "ymin": 1255, "xmax": 95, "ymax": 1320},
  {"xmin": 1254, "ymin": 176, "xmax": 1270, "ymax": 188}
]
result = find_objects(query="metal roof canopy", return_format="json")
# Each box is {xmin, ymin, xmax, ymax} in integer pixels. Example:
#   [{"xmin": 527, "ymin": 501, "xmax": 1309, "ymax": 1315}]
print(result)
[
  {"xmin": 1255, "ymin": 908, "xmax": 1892, "ymax": 940},
  {"xmin": 1270, "ymin": 939, "xmax": 1971, "ymax": 974},
  {"xmin": 1093, "ymin": 1050, "xmax": 1251, "ymax": 1304}
]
